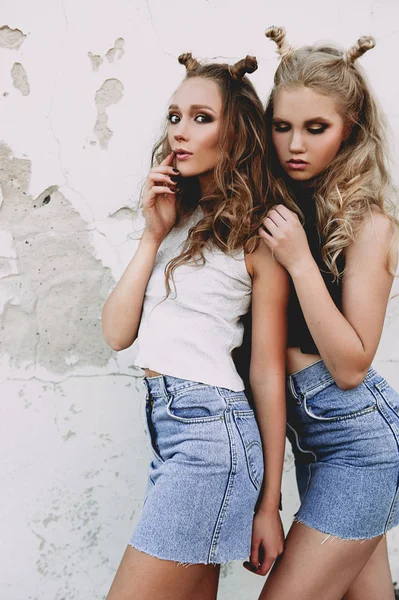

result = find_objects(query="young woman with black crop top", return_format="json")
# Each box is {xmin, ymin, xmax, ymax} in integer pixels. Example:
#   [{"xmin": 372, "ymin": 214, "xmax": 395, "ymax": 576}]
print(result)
[{"xmin": 248, "ymin": 28, "xmax": 399, "ymax": 600}]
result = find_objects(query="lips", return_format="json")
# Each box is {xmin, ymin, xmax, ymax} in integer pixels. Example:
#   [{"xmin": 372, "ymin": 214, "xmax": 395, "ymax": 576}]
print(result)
[
  {"xmin": 286, "ymin": 158, "xmax": 308, "ymax": 171},
  {"xmin": 174, "ymin": 148, "xmax": 193, "ymax": 160}
]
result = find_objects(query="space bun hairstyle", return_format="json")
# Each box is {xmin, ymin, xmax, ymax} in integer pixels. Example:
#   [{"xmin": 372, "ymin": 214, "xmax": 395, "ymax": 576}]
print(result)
[
  {"xmin": 264, "ymin": 27, "xmax": 397, "ymax": 278},
  {"xmin": 265, "ymin": 26, "xmax": 293, "ymax": 59},
  {"xmin": 151, "ymin": 51, "xmax": 266, "ymax": 294},
  {"xmin": 345, "ymin": 36, "xmax": 376, "ymax": 65},
  {"xmin": 178, "ymin": 52, "xmax": 258, "ymax": 80}
]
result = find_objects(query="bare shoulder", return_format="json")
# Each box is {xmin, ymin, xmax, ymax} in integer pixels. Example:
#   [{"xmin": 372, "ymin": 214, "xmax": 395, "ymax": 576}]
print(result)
[
  {"xmin": 245, "ymin": 241, "xmax": 288, "ymax": 292},
  {"xmin": 245, "ymin": 240, "xmax": 277, "ymax": 275},
  {"xmin": 358, "ymin": 206, "xmax": 395, "ymax": 244},
  {"xmin": 346, "ymin": 205, "xmax": 398, "ymax": 268}
]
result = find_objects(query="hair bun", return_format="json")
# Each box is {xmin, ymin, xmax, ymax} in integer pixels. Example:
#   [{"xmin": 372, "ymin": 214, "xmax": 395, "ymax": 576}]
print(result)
[
  {"xmin": 230, "ymin": 55, "xmax": 258, "ymax": 80},
  {"xmin": 345, "ymin": 36, "xmax": 376, "ymax": 64},
  {"xmin": 265, "ymin": 26, "xmax": 293, "ymax": 59},
  {"xmin": 178, "ymin": 52, "xmax": 200, "ymax": 72}
]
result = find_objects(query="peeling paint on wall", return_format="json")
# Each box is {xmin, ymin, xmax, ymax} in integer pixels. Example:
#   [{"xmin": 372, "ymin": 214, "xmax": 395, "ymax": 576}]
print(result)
[
  {"xmin": 88, "ymin": 37, "xmax": 124, "ymax": 72},
  {"xmin": 88, "ymin": 52, "xmax": 103, "ymax": 72},
  {"xmin": 0, "ymin": 25, "xmax": 26, "ymax": 49},
  {"xmin": 106, "ymin": 38, "xmax": 125, "ymax": 63},
  {"xmin": 0, "ymin": 143, "xmax": 114, "ymax": 373},
  {"xmin": 11, "ymin": 62, "xmax": 30, "ymax": 96},
  {"xmin": 94, "ymin": 79, "xmax": 124, "ymax": 149}
]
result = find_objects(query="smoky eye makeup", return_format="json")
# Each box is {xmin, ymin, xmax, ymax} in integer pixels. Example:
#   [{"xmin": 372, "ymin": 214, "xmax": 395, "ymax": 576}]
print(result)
[
  {"xmin": 307, "ymin": 123, "xmax": 329, "ymax": 134},
  {"xmin": 273, "ymin": 121, "xmax": 290, "ymax": 132},
  {"xmin": 194, "ymin": 113, "xmax": 213, "ymax": 123}
]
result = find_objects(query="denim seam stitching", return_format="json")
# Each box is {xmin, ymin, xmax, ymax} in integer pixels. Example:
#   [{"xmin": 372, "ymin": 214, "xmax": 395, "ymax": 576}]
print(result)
[
  {"xmin": 232, "ymin": 410, "xmax": 262, "ymax": 490},
  {"xmin": 303, "ymin": 397, "xmax": 377, "ymax": 423},
  {"xmin": 208, "ymin": 408, "xmax": 236, "ymax": 563},
  {"xmin": 165, "ymin": 393, "xmax": 224, "ymax": 424}
]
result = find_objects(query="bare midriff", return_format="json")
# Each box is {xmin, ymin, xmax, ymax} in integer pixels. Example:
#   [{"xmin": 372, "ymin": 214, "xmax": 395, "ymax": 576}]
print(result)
[
  {"xmin": 144, "ymin": 368, "xmax": 163, "ymax": 378},
  {"xmin": 144, "ymin": 351, "xmax": 321, "ymax": 380},
  {"xmin": 287, "ymin": 347, "xmax": 321, "ymax": 375}
]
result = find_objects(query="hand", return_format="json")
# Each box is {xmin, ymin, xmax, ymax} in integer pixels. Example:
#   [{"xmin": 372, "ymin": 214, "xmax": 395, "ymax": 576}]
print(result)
[
  {"xmin": 243, "ymin": 508, "xmax": 284, "ymax": 577},
  {"xmin": 142, "ymin": 151, "xmax": 179, "ymax": 244},
  {"xmin": 259, "ymin": 204, "xmax": 313, "ymax": 275}
]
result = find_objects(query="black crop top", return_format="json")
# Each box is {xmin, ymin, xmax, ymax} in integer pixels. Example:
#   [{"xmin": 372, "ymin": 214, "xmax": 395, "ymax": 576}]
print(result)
[
  {"xmin": 287, "ymin": 191, "xmax": 345, "ymax": 354},
  {"xmin": 233, "ymin": 190, "xmax": 345, "ymax": 400}
]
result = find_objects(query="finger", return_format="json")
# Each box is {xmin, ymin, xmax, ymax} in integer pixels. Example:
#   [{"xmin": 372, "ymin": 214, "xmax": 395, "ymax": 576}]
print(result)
[
  {"xmin": 257, "ymin": 555, "xmax": 276, "ymax": 577},
  {"xmin": 249, "ymin": 539, "xmax": 260, "ymax": 573},
  {"xmin": 263, "ymin": 216, "xmax": 279, "ymax": 232},
  {"xmin": 275, "ymin": 204, "xmax": 295, "ymax": 220},
  {"xmin": 258, "ymin": 227, "xmax": 275, "ymax": 245},
  {"xmin": 242, "ymin": 561, "xmax": 259, "ymax": 575},
  {"xmin": 151, "ymin": 165, "xmax": 180, "ymax": 176},
  {"xmin": 159, "ymin": 151, "xmax": 175, "ymax": 167},
  {"xmin": 148, "ymin": 186, "xmax": 176, "ymax": 198},
  {"xmin": 267, "ymin": 210, "xmax": 286, "ymax": 226},
  {"xmin": 148, "ymin": 173, "xmax": 177, "ymax": 186}
]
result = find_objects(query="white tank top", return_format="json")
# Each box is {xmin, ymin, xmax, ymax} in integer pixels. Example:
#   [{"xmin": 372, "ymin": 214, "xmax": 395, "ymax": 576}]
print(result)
[{"xmin": 132, "ymin": 208, "xmax": 252, "ymax": 391}]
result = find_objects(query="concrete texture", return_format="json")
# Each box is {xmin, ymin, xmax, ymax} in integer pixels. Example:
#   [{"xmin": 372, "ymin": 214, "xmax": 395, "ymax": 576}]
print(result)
[{"xmin": 0, "ymin": 1, "xmax": 398, "ymax": 598}]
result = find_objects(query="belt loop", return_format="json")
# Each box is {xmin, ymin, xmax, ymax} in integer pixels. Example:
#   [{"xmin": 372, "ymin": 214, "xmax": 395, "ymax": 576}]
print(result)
[
  {"xmin": 288, "ymin": 375, "xmax": 299, "ymax": 400},
  {"xmin": 159, "ymin": 374, "xmax": 169, "ymax": 400}
]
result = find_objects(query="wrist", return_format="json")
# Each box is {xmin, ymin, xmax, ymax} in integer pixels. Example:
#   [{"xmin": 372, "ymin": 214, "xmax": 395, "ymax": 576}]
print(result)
[
  {"xmin": 141, "ymin": 229, "xmax": 163, "ymax": 249},
  {"xmin": 256, "ymin": 494, "xmax": 282, "ymax": 515},
  {"xmin": 288, "ymin": 255, "xmax": 317, "ymax": 279}
]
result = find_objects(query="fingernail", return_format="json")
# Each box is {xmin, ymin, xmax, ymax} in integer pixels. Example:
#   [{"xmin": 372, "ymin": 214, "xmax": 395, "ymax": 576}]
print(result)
[
  {"xmin": 243, "ymin": 561, "xmax": 257, "ymax": 572},
  {"xmin": 172, "ymin": 168, "xmax": 180, "ymax": 174}
]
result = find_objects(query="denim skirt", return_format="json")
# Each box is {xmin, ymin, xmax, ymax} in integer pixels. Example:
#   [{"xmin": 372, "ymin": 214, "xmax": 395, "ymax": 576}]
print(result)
[
  {"xmin": 287, "ymin": 360, "xmax": 399, "ymax": 539},
  {"xmin": 129, "ymin": 375, "xmax": 264, "ymax": 564}
]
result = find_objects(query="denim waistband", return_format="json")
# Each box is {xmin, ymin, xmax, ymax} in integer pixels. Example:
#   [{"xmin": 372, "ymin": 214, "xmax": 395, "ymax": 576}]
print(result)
[
  {"xmin": 142, "ymin": 374, "xmax": 246, "ymax": 400},
  {"xmin": 288, "ymin": 359, "xmax": 379, "ymax": 399}
]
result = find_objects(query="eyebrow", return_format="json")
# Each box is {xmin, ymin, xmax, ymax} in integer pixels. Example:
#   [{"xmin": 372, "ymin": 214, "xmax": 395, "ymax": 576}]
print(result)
[
  {"xmin": 273, "ymin": 116, "xmax": 332, "ymax": 124},
  {"xmin": 168, "ymin": 104, "xmax": 217, "ymax": 114}
]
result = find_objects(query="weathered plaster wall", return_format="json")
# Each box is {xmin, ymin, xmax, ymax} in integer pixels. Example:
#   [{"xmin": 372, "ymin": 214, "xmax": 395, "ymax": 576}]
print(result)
[{"xmin": 0, "ymin": 1, "xmax": 398, "ymax": 598}]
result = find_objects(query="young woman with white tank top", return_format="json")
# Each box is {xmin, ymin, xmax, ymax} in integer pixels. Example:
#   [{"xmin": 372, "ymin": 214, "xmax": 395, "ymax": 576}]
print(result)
[{"xmin": 102, "ymin": 53, "xmax": 289, "ymax": 600}]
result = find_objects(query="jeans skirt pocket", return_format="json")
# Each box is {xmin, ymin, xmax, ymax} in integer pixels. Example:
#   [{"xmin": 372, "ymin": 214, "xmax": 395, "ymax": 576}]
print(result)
[
  {"xmin": 303, "ymin": 381, "xmax": 377, "ymax": 422},
  {"xmin": 233, "ymin": 409, "xmax": 264, "ymax": 490},
  {"xmin": 166, "ymin": 384, "xmax": 226, "ymax": 424}
]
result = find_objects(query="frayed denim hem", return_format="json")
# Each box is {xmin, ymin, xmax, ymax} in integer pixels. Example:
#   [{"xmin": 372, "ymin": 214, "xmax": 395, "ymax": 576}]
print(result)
[{"xmin": 128, "ymin": 541, "xmax": 248, "ymax": 566}]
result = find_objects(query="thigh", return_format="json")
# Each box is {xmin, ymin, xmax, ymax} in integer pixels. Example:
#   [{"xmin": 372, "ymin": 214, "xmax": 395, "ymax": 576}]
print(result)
[
  {"xmin": 106, "ymin": 546, "xmax": 220, "ymax": 600},
  {"xmin": 343, "ymin": 537, "xmax": 395, "ymax": 600},
  {"xmin": 258, "ymin": 522, "xmax": 382, "ymax": 600}
]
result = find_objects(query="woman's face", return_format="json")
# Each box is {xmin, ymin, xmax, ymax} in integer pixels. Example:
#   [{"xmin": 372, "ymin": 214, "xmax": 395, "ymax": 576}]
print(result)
[
  {"xmin": 272, "ymin": 86, "xmax": 347, "ymax": 181},
  {"xmin": 167, "ymin": 77, "xmax": 222, "ymax": 178}
]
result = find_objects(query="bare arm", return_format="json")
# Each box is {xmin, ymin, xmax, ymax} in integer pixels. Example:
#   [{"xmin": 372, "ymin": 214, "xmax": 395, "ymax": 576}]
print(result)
[
  {"xmin": 102, "ymin": 152, "xmax": 178, "ymax": 350},
  {"xmin": 261, "ymin": 205, "xmax": 397, "ymax": 389},
  {"xmin": 245, "ymin": 241, "xmax": 289, "ymax": 575},
  {"xmin": 102, "ymin": 233, "xmax": 161, "ymax": 350}
]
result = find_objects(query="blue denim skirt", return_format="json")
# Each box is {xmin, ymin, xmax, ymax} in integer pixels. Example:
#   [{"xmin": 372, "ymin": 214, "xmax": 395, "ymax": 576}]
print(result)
[
  {"xmin": 287, "ymin": 360, "xmax": 399, "ymax": 539},
  {"xmin": 129, "ymin": 375, "xmax": 264, "ymax": 564}
]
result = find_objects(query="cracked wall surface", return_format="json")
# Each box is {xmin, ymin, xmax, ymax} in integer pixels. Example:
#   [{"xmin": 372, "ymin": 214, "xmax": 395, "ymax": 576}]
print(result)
[
  {"xmin": 0, "ymin": 143, "xmax": 114, "ymax": 374},
  {"xmin": 0, "ymin": 1, "xmax": 398, "ymax": 599}
]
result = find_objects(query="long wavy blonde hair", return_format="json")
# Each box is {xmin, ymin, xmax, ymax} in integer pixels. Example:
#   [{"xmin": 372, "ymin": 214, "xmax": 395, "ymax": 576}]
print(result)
[
  {"xmin": 151, "ymin": 53, "xmax": 267, "ymax": 292},
  {"xmin": 265, "ymin": 27, "xmax": 398, "ymax": 278}
]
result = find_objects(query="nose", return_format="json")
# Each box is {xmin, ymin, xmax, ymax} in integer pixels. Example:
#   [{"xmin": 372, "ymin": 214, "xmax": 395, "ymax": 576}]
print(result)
[
  {"xmin": 173, "ymin": 119, "xmax": 189, "ymax": 143},
  {"xmin": 289, "ymin": 129, "xmax": 306, "ymax": 154}
]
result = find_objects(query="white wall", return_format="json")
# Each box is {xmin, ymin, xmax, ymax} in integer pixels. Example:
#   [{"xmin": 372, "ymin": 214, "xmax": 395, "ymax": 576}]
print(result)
[{"xmin": 1, "ymin": 1, "xmax": 398, "ymax": 598}]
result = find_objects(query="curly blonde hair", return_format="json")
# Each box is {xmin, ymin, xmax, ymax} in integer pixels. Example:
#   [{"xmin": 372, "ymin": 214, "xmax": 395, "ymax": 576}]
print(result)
[
  {"xmin": 150, "ymin": 54, "xmax": 267, "ymax": 292},
  {"xmin": 265, "ymin": 26, "xmax": 398, "ymax": 278}
]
